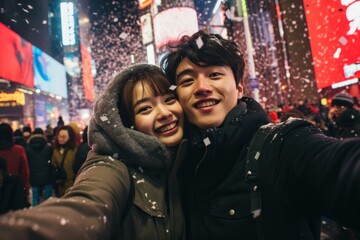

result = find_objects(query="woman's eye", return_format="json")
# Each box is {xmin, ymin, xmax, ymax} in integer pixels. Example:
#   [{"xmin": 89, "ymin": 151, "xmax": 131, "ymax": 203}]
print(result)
[
  {"xmin": 165, "ymin": 96, "xmax": 176, "ymax": 104},
  {"xmin": 136, "ymin": 106, "xmax": 151, "ymax": 114}
]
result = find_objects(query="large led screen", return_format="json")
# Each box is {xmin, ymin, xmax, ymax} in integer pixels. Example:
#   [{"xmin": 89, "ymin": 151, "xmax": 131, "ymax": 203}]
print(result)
[
  {"xmin": 153, "ymin": 7, "xmax": 198, "ymax": 49},
  {"xmin": 33, "ymin": 46, "xmax": 68, "ymax": 98},
  {"xmin": 0, "ymin": 22, "xmax": 34, "ymax": 88},
  {"xmin": 80, "ymin": 44, "xmax": 94, "ymax": 102},
  {"xmin": 304, "ymin": 0, "xmax": 360, "ymax": 89}
]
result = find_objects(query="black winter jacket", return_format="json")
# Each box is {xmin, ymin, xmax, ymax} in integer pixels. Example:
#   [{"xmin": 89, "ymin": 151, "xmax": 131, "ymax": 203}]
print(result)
[
  {"xmin": 327, "ymin": 107, "xmax": 360, "ymax": 139},
  {"xmin": 181, "ymin": 97, "xmax": 360, "ymax": 240},
  {"xmin": 25, "ymin": 134, "xmax": 54, "ymax": 186}
]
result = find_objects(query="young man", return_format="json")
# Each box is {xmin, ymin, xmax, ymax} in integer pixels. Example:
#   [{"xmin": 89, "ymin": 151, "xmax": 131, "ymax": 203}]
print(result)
[
  {"xmin": 327, "ymin": 92, "xmax": 360, "ymax": 139},
  {"xmin": 161, "ymin": 30, "xmax": 360, "ymax": 240}
]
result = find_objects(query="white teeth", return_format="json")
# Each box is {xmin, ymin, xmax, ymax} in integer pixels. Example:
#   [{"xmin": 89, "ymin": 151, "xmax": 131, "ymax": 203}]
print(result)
[
  {"xmin": 157, "ymin": 122, "xmax": 177, "ymax": 133},
  {"xmin": 196, "ymin": 100, "xmax": 217, "ymax": 108}
]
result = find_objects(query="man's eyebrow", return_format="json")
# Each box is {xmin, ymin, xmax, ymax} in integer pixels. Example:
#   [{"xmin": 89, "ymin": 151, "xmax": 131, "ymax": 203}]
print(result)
[{"xmin": 176, "ymin": 68, "xmax": 195, "ymax": 82}]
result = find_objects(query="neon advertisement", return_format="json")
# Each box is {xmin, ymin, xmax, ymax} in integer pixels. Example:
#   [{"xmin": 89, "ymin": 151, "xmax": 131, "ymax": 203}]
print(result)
[
  {"xmin": 33, "ymin": 46, "xmax": 68, "ymax": 98},
  {"xmin": 304, "ymin": 0, "xmax": 360, "ymax": 89},
  {"xmin": 0, "ymin": 22, "xmax": 34, "ymax": 88}
]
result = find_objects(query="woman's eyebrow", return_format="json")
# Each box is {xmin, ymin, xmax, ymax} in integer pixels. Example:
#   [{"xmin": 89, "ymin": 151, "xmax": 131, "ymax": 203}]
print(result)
[{"xmin": 133, "ymin": 97, "xmax": 151, "ymax": 108}]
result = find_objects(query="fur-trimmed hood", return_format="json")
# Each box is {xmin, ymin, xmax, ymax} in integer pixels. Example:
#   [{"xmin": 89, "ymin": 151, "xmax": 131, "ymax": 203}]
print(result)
[{"xmin": 88, "ymin": 64, "xmax": 173, "ymax": 171}]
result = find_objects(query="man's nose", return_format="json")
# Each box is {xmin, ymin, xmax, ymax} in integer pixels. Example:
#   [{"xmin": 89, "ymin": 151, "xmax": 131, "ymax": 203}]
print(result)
[{"xmin": 194, "ymin": 77, "xmax": 212, "ymax": 97}]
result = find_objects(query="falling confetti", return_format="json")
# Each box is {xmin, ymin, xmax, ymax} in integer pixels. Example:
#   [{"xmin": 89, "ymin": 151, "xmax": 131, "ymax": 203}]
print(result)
[
  {"xmin": 203, "ymin": 137, "xmax": 211, "ymax": 146},
  {"xmin": 196, "ymin": 37, "xmax": 203, "ymax": 49},
  {"xmin": 119, "ymin": 32, "xmax": 128, "ymax": 40},
  {"xmin": 100, "ymin": 116, "xmax": 108, "ymax": 121}
]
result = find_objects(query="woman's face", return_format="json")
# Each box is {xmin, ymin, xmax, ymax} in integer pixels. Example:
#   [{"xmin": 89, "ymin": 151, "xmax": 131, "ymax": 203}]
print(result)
[
  {"xmin": 57, "ymin": 129, "xmax": 70, "ymax": 145},
  {"xmin": 132, "ymin": 82, "xmax": 184, "ymax": 147}
]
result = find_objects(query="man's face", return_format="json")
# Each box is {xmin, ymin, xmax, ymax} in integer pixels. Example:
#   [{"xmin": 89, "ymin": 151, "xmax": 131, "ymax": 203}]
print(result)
[
  {"xmin": 332, "ymin": 105, "xmax": 348, "ymax": 118},
  {"xmin": 175, "ymin": 57, "xmax": 243, "ymax": 129}
]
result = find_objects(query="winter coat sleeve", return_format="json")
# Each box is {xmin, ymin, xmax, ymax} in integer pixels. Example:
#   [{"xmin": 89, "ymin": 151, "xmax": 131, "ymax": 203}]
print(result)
[
  {"xmin": 0, "ymin": 150, "xmax": 131, "ymax": 240},
  {"xmin": 19, "ymin": 146, "xmax": 30, "ymax": 198},
  {"xmin": 264, "ymin": 119, "xmax": 360, "ymax": 229}
]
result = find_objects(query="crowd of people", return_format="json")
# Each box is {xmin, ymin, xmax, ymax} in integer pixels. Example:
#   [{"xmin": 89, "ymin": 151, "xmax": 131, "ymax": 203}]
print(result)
[
  {"xmin": 0, "ymin": 118, "xmax": 90, "ymax": 211},
  {"xmin": 265, "ymin": 92, "xmax": 360, "ymax": 140},
  {"xmin": 0, "ymin": 30, "xmax": 359, "ymax": 240}
]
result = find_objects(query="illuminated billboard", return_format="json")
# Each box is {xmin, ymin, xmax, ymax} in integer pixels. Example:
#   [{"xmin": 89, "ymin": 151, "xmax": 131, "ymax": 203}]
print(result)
[
  {"xmin": 153, "ymin": 7, "xmax": 198, "ymax": 49},
  {"xmin": 0, "ymin": 22, "xmax": 34, "ymax": 88},
  {"xmin": 33, "ymin": 46, "xmax": 68, "ymax": 98},
  {"xmin": 304, "ymin": 0, "xmax": 360, "ymax": 89},
  {"xmin": 80, "ymin": 44, "xmax": 94, "ymax": 102},
  {"xmin": 60, "ymin": 2, "xmax": 76, "ymax": 46}
]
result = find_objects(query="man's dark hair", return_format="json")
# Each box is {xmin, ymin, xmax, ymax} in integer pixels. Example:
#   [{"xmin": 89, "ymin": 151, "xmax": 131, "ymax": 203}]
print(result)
[{"xmin": 160, "ymin": 30, "xmax": 245, "ymax": 86}]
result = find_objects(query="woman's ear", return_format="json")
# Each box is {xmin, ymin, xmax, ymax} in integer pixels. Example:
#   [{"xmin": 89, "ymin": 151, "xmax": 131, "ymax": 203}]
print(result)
[{"xmin": 237, "ymin": 83, "xmax": 244, "ymax": 99}]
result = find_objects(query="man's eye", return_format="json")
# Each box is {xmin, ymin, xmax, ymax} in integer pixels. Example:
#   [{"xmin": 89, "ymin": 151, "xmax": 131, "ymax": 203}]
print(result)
[
  {"xmin": 179, "ymin": 78, "xmax": 193, "ymax": 86},
  {"xmin": 209, "ymin": 72, "xmax": 223, "ymax": 78}
]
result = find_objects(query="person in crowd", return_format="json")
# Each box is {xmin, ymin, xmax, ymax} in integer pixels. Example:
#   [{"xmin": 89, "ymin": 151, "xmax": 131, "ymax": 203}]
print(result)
[
  {"xmin": 22, "ymin": 126, "xmax": 32, "ymax": 142},
  {"xmin": 44, "ymin": 124, "xmax": 54, "ymax": 144},
  {"xmin": 160, "ymin": 30, "xmax": 360, "ymax": 240},
  {"xmin": 0, "ymin": 63, "xmax": 186, "ymax": 240},
  {"xmin": 68, "ymin": 122, "xmax": 82, "ymax": 146},
  {"xmin": 51, "ymin": 125, "xmax": 77, "ymax": 197},
  {"xmin": 327, "ymin": 92, "xmax": 360, "ymax": 139},
  {"xmin": 0, "ymin": 157, "xmax": 29, "ymax": 214},
  {"xmin": 279, "ymin": 108, "xmax": 305, "ymax": 122},
  {"xmin": 25, "ymin": 128, "xmax": 54, "ymax": 206},
  {"xmin": 268, "ymin": 110, "xmax": 279, "ymax": 123},
  {"xmin": 52, "ymin": 116, "xmax": 65, "ymax": 141},
  {"xmin": 323, "ymin": 91, "xmax": 360, "ymax": 239},
  {"xmin": 13, "ymin": 129, "xmax": 27, "ymax": 148},
  {"xmin": 72, "ymin": 126, "xmax": 91, "ymax": 175},
  {"xmin": 57, "ymin": 116, "xmax": 65, "ymax": 127},
  {"xmin": 0, "ymin": 122, "xmax": 30, "ymax": 199},
  {"xmin": 296, "ymin": 98, "xmax": 312, "ymax": 117}
]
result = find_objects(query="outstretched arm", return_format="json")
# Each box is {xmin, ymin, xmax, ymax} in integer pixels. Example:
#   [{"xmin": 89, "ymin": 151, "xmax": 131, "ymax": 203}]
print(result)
[{"xmin": 0, "ymin": 150, "xmax": 131, "ymax": 240}]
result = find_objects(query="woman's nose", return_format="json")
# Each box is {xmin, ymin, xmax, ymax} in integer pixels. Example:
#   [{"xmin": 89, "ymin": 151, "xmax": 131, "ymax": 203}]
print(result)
[{"xmin": 156, "ymin": 104, "xmax": 173, "ymax": 121}]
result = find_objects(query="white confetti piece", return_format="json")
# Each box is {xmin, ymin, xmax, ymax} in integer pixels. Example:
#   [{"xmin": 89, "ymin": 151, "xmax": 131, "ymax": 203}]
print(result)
[
  {"xmin": 119, "ymin": 32, "xmax": 128, "ymax": 40},
  {"xmin": 333, "ymin": 47, "xmax": 341, "ymax": 59},
  {"xmin": 136, "ymin": 179, "xmax": 145, "ymax": 184},
  {"xmin": 203, "ymin": 137, "xmax": 211, "ymax": 146},
  {"xmin": 196, "ymin": 37, "xmax": 203, "ymax": 49},
  {"xmin": 254, "ymin": 151, "xmax": 260, "ymax": 160},
  {"xmin": 100, "ymin": 116, "xmax": 108, "ymax": 121},
  {"xmin": 169, "ymin": 85, "xmax": 177, "ymax": 90},
  {"xmin": 339, "ymin": 36, "xmax": 348, "ymax": 45}
]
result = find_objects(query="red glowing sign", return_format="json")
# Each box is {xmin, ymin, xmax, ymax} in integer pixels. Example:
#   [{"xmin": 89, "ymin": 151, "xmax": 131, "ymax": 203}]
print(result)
[
  {"xmin": 80, "ymin": 44, "xmax": 94, "ymax": 102},
  {"xmin": 304, "ymin": 0, "xmax": 360, "ymax": 89},
  {"xmin": 0, "ymin": 22, "xmax": 34, "ymax": 88}
]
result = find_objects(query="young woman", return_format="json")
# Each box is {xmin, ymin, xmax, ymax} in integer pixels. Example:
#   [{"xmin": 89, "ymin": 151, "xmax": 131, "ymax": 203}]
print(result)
[
  {"xmin": 0, "ymin": 64, "xmax": 187, "ymax": 240},
  {"xmin": 51, "ymin": 125, "xmax": 77, "ymax": 197}
]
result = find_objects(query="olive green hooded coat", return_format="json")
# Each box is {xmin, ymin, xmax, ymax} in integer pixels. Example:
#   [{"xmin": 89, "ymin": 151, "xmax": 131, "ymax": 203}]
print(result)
[{"xmin": 0, "ymin": 64, "xmax": 187, "ymax": 240}]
